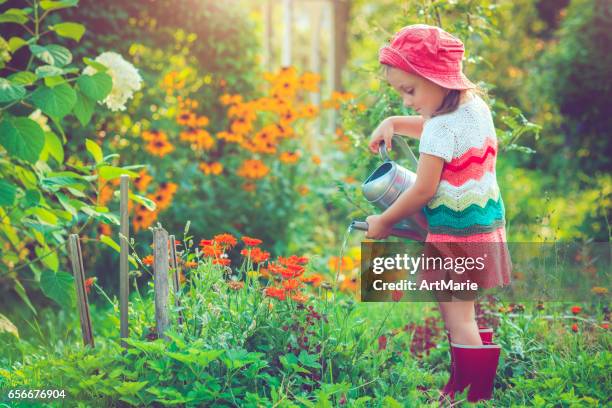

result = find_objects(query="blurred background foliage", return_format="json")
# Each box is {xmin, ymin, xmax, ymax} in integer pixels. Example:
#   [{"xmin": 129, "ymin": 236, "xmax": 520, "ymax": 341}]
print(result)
[{"xmin": 1, "ymin": 0, "xmax": 610, "ymax": 319}]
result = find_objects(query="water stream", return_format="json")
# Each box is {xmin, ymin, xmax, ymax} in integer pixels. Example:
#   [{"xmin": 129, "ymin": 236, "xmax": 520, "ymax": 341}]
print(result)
[{"xmin": 333, "ymin": 223, "xmax": 354, "ymax": 299}]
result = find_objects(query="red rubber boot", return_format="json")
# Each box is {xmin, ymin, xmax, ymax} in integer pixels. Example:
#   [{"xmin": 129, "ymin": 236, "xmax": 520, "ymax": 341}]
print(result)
[
  {"xmin": 451, "ymin": 341, "xmax": 501, "ymax": 403},
  {"xmin": 440, "ymin": 328, "xmax": 493, "ymax": 403}
]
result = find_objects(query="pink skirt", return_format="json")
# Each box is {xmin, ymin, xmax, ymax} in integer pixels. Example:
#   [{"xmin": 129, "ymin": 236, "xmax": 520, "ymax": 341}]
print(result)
[{"xmin": 418, "ymin": 226, "xmax": 512, "ymax": 291}]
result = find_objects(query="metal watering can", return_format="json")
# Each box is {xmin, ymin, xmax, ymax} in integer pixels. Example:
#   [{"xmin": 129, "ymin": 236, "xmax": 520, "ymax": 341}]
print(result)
[{"xmin": 351, "ymin": 135, "xmax": 429, "ymax": 241}]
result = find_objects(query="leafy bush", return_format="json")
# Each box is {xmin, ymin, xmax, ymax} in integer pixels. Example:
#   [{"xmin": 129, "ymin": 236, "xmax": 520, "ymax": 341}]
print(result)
[{"xmin": 0, "ymin": 1, "xmax": 145, "ymax": 322}]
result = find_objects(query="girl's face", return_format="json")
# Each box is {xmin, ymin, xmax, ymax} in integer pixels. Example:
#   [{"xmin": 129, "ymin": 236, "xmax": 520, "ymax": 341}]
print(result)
[{"xmin": 386, "ymin": 67, "xmax": 448, "ymax": 118}]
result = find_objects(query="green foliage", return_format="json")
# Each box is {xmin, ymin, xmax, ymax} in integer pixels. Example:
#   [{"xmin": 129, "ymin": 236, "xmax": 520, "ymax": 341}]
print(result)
[
  {"xmin": 0, "ymin": 0, "xmax": 140, "ymax": 323},
  {"xmin": 536, "ymin": 0, "xmax": 611, "ymax": 175}
]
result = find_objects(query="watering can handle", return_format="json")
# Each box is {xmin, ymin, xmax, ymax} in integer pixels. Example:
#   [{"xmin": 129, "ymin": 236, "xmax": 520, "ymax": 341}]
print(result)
[{"xmin": 378, "ymin": 135, "xmax": 419, "ymax": 170}]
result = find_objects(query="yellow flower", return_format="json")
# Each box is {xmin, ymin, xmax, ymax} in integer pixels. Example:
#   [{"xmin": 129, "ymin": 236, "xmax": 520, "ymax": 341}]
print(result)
[{"xmin": 591, "ymin": 286, "xmax": 609, "ymax": 295}]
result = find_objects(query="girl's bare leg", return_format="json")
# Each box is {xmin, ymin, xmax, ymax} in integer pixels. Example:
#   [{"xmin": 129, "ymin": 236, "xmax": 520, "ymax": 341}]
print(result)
[{"xmin": 439, "ymin": 299, "xmax": 482, "ymax": 346}]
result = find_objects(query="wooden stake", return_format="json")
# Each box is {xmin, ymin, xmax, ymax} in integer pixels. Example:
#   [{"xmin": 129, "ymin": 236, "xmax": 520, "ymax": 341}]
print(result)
[
  {"xmin": 119, "ymin": 175, "xmax": 130, "ymax": 347},
  {"xmin": 68, "ymin": 234, "xmax": 94, "ymax": 348},
  {"xmin": 169, "ymin": 234, "xmax": 183, "ymax": 326},
  {"xmin": 153, "ymin": 227, "xmax": 170, "ymax": 339}
]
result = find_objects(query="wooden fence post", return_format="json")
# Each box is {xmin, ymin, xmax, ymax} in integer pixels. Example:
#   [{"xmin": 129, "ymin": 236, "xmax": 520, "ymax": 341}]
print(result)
[
  {"xmin": 153, "ymin": 226, "xmax": 170, "ymax": 339},
  {"xmin": 169, "ymin": 234, "xmax": 183, "ymax": 326},
  {"xmin": 68, "ymin": 234, "xmax": 94, "ymax": 348},
  {"xmin": 119, "ymin": 175, "xmax": 130, "ymax": 347}
]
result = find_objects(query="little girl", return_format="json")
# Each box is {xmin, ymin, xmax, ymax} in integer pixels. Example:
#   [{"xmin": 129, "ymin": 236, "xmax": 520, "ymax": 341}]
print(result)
[{"xmin": 365, "ymin": 24, "xmax": 511, "ymax": 403}]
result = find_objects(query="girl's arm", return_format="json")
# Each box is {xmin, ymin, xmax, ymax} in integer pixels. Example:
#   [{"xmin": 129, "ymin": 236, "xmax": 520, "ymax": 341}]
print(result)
[
  {"xmin": 368, "ymin": 115, "xmax": 426, "ymax": 153},
  {"xmin": 388, "ymin": 115, "xmax": 426, "ymax": 139},
  {"xmin": 380, "ymin": 152, "xmax": 443, "ymax": 225}
]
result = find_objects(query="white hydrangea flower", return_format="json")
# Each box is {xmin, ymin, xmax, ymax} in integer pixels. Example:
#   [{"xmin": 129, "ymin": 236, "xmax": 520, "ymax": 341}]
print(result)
[
  {"xmin": 83, "ymin": 51, "xmax": 143, "ymax": 112},
  {"xmin": 29, "ymin": 109, "xmax": 50, "ymax": 132}
]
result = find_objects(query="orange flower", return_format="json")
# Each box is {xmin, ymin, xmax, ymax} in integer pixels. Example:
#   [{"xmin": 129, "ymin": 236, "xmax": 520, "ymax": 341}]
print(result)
[
  {"xmin": 242, "ymin": 236, "xmax": 263, "ymax": 246},
  {"xmin": 279, "ymin": 255, "xmax": 309, "ymax": 266},
  {"xmin": 328, "ymin": 256, "xmax": 354, "ymax": 271},
  {"xmin": 297, "ymin": 185, "xmax": 309, "ymax": 196},
  {"xmin": 141, "ymin": 130, "xmax": 167, "ymax": 142},
  {"xmin": 146, "ymin": 139, "xmax": 175, "ymax": 157},
  {"xmin": 264, "ymin": 287, "xmax": 286, "ymax": 301},
  {"xmin": 311, "ymin": 155, "xmax": 321, "ymax": 165},
  {"xmin": 184, "ymin": 261, "xmax": 198, "ymax": 269},
  {"xmin": 201, "ymin": 244, "xmax": 223, "ymax": 258},
  {"xmin": 300, "ymin": 274, "xmax": 324, "ymax": 287},
  {"xmin": 290, "ymin": 292, "xmax": 308, "ymax": 303},
  {"xmin": 340, "ymin": 276, "xmax": 358, "ymax": 292},
  {"xmin": 601, "ymin": 323, "xmax": 609, "ymax": 330},
  {"xmin": 133, "ymin": 169, "xmax": 153, "ymax": 192},
  {"xmin": 214, "ymin": 233, "xmax": 238, "ymax": 248},
  {"xmin": 217, "ymin": 131, "xmax": 244, "ymax": 143},
  {"xmin": 230, "ymin": 117, "xmax": 253, "ymax": 136},
  {"xmin": 281, "ymin": 263, "xmax": 305, "ymax": 279},
  {"xmin": 143, "ymin": 255, "xmax": 154, "ymax": 266},
  {"xmin": 298, "ymin": 72, "xmax": 321, "ymax": 92},
  {"xmin": 199, "ymin": 239, "xmax": 214, "ymax": 247},
  {"xmin": 237, "ymin": 159, "xmax": 269, "ymax": 179},
  {"xmin": 199, "ymin": 161, "xmax": 224, "ymax": 176},
  {"xmin": 219, "ymin": 94, "xmax": 242, "ymax": 106},
  {"xmin": 241, "ymin": 247, "xmax": 270, "ymax": 263},
  {"xmin": 194, "ymin": 129, "xmax": 215, "ymax": 150},
  {"xmin": 298, "ymin": 104, "xmax": 318, "ymax": 118},
  {"xmin": 571, "ymin": 306, "xmax": 582, "ymax": 315},
  {"xmin": 282, "ymin": 279, "xmax": 301, "ymax": 292},
  {"xmin": 84, "ymin": 277, "xmax": 96, "ymax": 295},
  {"xmin": 213, "ymin": 258, "xmax": 231, "ymax": 266},
  {"xmin": 279, "ymin": 151, "xmax": 300, "ymax": 164},
  {"xmin": 97, "ymin": 223, "xmax": 112, "ymax": 237},
  {"xmin": 177, "ymin": 110, "xmax": 197, "ymax": 127},
  {"xmin": 227, "ymin": 281, "xmax": 245, "ymax": 290},
  {"xmin": 571, "ymin": 323, "xmax": 578, "ymax": 333}
]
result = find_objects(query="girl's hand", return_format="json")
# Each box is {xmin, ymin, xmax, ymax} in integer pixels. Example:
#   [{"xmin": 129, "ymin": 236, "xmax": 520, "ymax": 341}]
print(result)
[
  {"xmin": 365, "ymin": 214, "xmax": 393, "ymax": 240},
  {"xmin": 369, "ymin": 118, "xmax": 395, "ymax": 153}
]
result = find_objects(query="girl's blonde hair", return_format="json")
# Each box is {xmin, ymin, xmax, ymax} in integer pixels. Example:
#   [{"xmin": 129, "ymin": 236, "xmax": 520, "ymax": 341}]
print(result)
[
  {"xmin": 382, "ymin": 64, "xmax": 488, "ymax": 118},
  {"xmin": 432, "ymin": 86, "xmax": 488, "ymax": 118}
]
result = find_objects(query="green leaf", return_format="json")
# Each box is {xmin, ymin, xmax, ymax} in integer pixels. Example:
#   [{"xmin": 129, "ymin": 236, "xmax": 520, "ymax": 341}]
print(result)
[
  {"xmin": 7, "ymin": 37, "xmax": 26, "ymax": 52},
  {"xmin": 85, "ymin": 139, "xmax": 103, "ymax": 164},
  {"xmin": 43, "ymin": 76, "xmax": 67, "ymax": 88},
  {"xmin": 27, "ymin": 207, "xmax": 58, "ymax": 225},
  {"xmin": 0, "ymin": 117, "xmax": 45, "ymax": 163},
  {"xmin": 0, "ymin": 313, "xmax": 19, "ymax": 339},
  {"xmin": 31, "ymin": 83, "xmax": 76, "ymax": 120},
  {"xmin": 40, "ymin": 0, "xmax": 79, "ymax": 11},
  {"xmin": 44, "ymin": 131, "xmax": 64, "ymax": 163},
  {"xmin": 131, "ymin": 193, "xmax": 156, "ymax": 211},
  {"xmin": 14, "ymin": 279, "xmax": 37, "ymax": 315},
  {"xmin": 0, "ymin": 9, "xmax": 28, "ymax": 25},
  {"xmin": 29, "ymin": 44, "xmax": 72, "ymax": 67},
  {"xmin": 35, "ymin": 65, "xmax": 65, "ymax": 78},
  {"xmin": 98, "ymin": 166, "xmax": 138, "ymax": 180},
  {"xmin": 114, "ymin": 381, "xmax": 148, "ymax": 396},
  {"xmin": 100, "ymin": 235, "xmax": 138, "ymax": 267},
  {"xmin": 73, "ymin": 90, "xmax": 94, "ymax": 126},
  {"xmin": 35, "ymin": 245, "xmax": 59, "ymax": 272},
  {"xmin": 25, "ymin": 189, "xmax": 41, "ymax": 206},
  {"xmin": 0, "ymin": 179, "xmax": 17, "ymax": 206},
  {"xmin": 0, "ymin": 77, "xmax": 26, "ymax": 102},
  {"xmin": 77, "ymin": 72, "xmax": 112, "ymax": 101},
  {"xmin": 83, "ymin": 57, "xmax": 108, "ymax": 73},
  {"xmin": 40, "ymin": 270, "xmax": 75, "ymax": 309},
  {"xmin": 8, "ymin": 71, "xmax": 36, "ymax": 85},
  {"xmin": 100, "ymin": 234, "xmax": 120, "ymax": 252},
  {"xmin": 50, "ymin": 22, "xmax": 85, "ymax": 41}
]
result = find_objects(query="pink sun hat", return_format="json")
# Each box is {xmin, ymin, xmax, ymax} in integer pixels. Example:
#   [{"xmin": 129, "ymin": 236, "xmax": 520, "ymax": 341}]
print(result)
[{"xmin": 379, "ymin": 24, "xmax": 476, "ymax": 90}]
